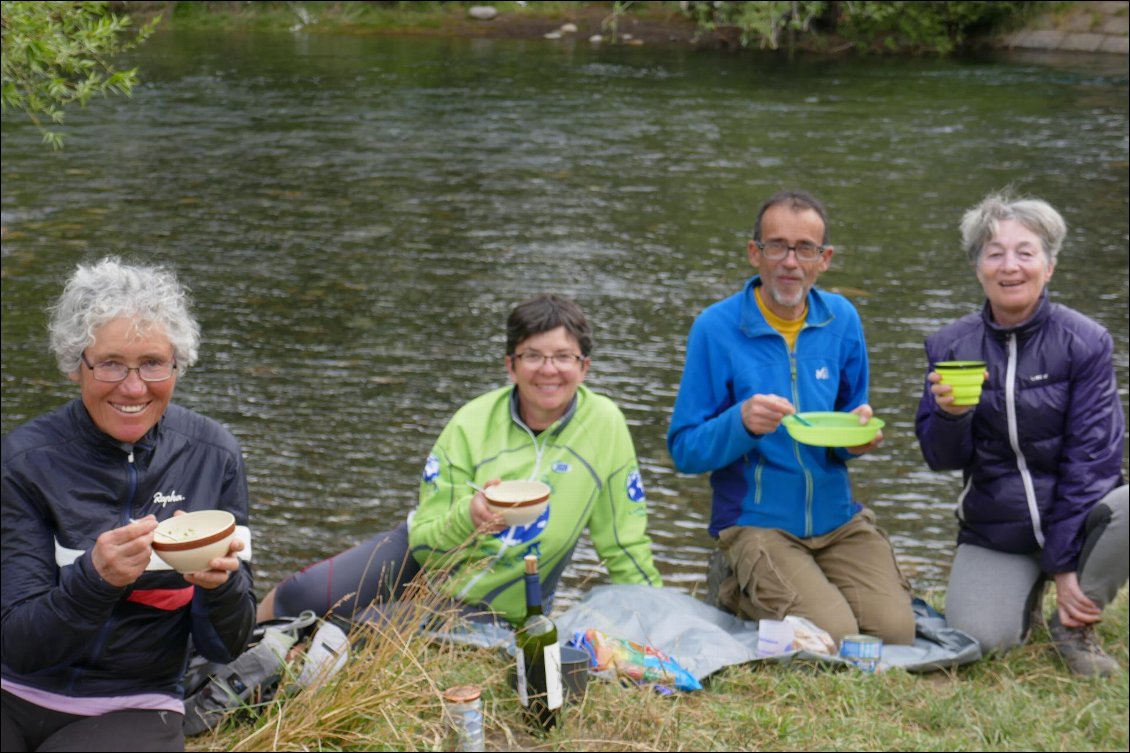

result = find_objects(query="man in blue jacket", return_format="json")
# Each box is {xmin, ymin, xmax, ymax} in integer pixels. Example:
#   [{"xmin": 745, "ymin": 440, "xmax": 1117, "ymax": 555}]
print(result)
[{"xmin": 667, "ymin": 190, "xmax": 915, "ymax": 646}]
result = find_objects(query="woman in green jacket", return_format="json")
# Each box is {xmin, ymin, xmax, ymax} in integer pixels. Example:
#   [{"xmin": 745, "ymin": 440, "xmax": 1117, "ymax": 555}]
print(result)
[{"xmin": 257, "ymin": 294, "xmax": 661, "ymax": 627}]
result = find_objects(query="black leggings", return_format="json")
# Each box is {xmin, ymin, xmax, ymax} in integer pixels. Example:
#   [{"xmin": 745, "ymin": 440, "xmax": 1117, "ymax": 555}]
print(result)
[
  {"xmin": 273, "ymin": 522, "xmax": 421, "ymax": 619},
  {"xmin": 271, "ymin": 522, "xmax": 506, "ymax": 628},
  {"xmin": 0, "ymin": 690, "xmax": 183, "ymax": 752}
]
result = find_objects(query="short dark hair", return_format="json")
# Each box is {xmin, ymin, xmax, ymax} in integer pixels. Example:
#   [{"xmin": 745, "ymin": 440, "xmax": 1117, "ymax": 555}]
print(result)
[
  {"xmin": 752, "ymin": 190, "xmax": 830, "ymax": 245},
  {"xmin": 506, "ymin": 293, "xmax": 593, "ymax": 357}
]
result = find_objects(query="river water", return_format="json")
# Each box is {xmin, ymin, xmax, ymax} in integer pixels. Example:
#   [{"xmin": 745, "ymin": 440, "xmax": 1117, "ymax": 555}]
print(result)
[{"xmin": 2, "ymin": 32, "xmax": 1127, "ymax": 609}]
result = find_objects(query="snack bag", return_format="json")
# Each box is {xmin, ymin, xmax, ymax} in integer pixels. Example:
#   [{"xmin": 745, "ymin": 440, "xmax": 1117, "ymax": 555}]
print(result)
[{"xmin": 568, "ymin": 629, "xmax": 702, "ymax": 692}]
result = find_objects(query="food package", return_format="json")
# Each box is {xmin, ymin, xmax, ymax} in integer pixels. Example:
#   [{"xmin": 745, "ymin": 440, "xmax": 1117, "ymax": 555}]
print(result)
[
  {"xmin": 784, "ymin": 615, "xmax": 837, "ymax": 654},
  {"xmin": 567, "ymin": 629, "xmax": 702, "ymax": 692}
]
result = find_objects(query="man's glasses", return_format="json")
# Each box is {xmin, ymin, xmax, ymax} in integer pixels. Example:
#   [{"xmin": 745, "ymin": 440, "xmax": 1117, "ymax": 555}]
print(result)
[
  {"xmin": 755, "ymin": 240, "xmax": 826, "ymax": 262},
  {"xmin": 512, "ymin": 351, "xmax": 585, "ymax": 370},
  {"xmin": 81, "ymin": 353, "xmax": 177, "ymax": 383}
]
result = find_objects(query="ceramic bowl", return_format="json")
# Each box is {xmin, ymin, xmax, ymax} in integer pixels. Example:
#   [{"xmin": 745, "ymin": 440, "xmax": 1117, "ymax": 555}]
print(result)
[
  {"xmin": 151, "ymin": 510, "xmax": 236, "ymax": 573},
  {"xmin": 483, "ymin": 480, "xmax": 551, "ymax": 528}
]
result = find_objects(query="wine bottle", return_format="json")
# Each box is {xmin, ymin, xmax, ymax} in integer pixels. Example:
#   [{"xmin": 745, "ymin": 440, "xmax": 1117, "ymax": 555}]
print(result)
[{"xmin": 515, "ymin": 554, "xmax": 562, "ymax": 732}]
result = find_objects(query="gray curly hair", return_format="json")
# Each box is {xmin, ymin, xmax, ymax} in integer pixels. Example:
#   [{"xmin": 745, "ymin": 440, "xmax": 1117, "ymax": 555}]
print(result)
[
  {"xmin": 960, "ymin": 192, "xmax": 1066, "ymax": 266},
  {"xmin": 48, "ymin": 257, "xmax": 200, "ymax": 376}
]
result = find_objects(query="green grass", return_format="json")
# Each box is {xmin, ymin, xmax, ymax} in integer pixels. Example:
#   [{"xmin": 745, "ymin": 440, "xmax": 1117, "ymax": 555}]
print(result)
[{"xmin": 188, "ymin": 585, "xmax": 1128, "ymax": 752}]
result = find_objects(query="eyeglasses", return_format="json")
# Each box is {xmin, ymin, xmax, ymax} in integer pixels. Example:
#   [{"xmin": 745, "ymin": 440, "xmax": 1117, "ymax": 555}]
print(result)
[
  {"xmin": 81, "ymin": 353, "xmax": 177, "ymax": 383},
  {"xmin": 755, "ymin": 240, "xmax": 826, "ymax": 262},
  {"xmin": 511, "ymin": 351, "xmax": 585, "ymax": 370}
]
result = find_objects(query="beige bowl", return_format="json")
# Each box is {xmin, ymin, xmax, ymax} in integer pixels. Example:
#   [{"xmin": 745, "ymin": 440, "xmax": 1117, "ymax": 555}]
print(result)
[
  {"xmin": 152, "ymin": 510, "xmax": 236, "ymax": 573},
  {"xmin": 484, "ymin": 480, "xmax": 551, "ymax": 528}
]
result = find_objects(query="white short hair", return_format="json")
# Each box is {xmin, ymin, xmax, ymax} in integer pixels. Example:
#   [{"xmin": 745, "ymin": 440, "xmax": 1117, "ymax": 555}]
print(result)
[
  {"xmin": 48, "ymin": 257, "xmax": 200, "ymax": 376},
  {"xmin": 960, "ymin": 193, "xmax": 1066, "ymax": 266}
]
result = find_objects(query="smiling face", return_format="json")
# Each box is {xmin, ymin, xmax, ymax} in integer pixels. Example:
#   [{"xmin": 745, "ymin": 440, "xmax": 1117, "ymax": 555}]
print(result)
[
  {"xmin": 504, "ymin": 326, "xmax": 589, "ymax": 432},
  {"xmin": 976, "ymin": 218, "xmax": 1054, "ymax": 327},
  {"xmin": 72, "ymin": 316, "xmax": 178, "ymax": 443},
  {"xmin": 748, "ymin": 204, "xmax": 834, "ymax": 321}
]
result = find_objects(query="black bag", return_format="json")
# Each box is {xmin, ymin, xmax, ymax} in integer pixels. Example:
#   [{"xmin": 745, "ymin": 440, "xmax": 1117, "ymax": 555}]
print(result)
[{"xmin": 183, "ymin": 610, "xmax": 318, "ymax": 736}]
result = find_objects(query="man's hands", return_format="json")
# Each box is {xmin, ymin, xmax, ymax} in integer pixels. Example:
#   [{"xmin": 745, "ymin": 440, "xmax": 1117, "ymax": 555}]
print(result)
[
  {"xmin": 741, "ymin": 394, "xmax": 795, "ymax": 436},
  {"xmin": 742, "ymin": 395, "xmax": 882, "ymax": 455},
  {"xmin": 845, "ymin": 403, "xmax": 883, "ymax": 455}
]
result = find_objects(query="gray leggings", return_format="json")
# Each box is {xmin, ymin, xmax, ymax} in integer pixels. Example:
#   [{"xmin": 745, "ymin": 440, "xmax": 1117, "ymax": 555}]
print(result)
[{"xmin": 945, "ymin": 484, "xmax": 1129, "ymax": 652}]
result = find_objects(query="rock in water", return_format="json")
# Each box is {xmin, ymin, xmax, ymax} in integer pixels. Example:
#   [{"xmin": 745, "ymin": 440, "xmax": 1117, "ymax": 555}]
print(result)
[{"xmin": 468, "ymin": 6, "xmax": 498, "ymax": 21}]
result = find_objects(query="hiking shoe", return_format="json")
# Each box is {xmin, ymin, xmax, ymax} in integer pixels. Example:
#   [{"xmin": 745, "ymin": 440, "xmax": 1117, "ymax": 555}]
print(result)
[
  {"xmin": 295, "ymin": 619, "xmax": 351, "ymax": 690},
  {"xmin": 1048, "ymin": 614, "xmax": 1120, "ymax": 677}
]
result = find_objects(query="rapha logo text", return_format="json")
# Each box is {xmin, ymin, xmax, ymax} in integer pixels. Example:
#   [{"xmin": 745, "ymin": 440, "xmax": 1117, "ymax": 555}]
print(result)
[{"xmin": 153, "ymin": 491, "xmax": 186, "ymax": 508}]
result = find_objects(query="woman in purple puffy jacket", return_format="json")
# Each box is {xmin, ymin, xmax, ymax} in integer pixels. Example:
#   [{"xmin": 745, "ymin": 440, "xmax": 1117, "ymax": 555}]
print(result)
[{"xmin": 916, "ymin": 192, "xmax": 1127, "ymax": 677}]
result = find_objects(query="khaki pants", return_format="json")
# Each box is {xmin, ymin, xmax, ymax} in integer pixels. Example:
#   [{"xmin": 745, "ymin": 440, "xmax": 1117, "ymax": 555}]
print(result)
[{"xmin": 718, "ymin": 509, "xmax": 915, "ymax": 645}]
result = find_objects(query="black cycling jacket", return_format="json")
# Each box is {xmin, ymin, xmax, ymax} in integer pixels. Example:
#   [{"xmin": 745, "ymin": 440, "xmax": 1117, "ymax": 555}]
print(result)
[{"xmin": 2, "ymin": 399, "xmax": 255, "ymax": 699}]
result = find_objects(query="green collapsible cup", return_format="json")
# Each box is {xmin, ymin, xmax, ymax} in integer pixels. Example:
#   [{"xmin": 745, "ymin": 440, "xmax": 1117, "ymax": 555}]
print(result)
[{"xmin": 934, "ymin": 361, "xmax": 986, "ymax": 406}]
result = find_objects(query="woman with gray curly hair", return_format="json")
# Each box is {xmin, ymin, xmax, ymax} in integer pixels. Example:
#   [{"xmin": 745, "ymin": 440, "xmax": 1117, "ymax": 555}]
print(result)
[
  {"xmin": 2, "ymin": 257, "xmax": 256, "ymax": 751},
  {"xmin": 915, "ymin": 193, "xmax": 1127, "ymax": 677}
]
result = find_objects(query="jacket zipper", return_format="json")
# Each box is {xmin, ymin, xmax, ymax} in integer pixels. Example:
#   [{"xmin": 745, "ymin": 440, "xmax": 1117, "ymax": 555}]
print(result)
[
  {"xmin": 788, "ymin": 348, "xmax": 814, "ymax": 536},
  {"xmin": 67, "ymin": 448, "xmax": 138, "ymax": 694},
  {"xmin": 457, "ymin": 423, "xmax": 545, "ymax": 601},
  {"xmin": 1004, "ymin": 334, "xmax": 1045, "ymax": 547}
]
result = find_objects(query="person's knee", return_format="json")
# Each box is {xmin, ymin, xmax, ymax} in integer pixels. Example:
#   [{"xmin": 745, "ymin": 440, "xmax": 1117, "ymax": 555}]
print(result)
[
  {"xmin": 256, "ymin": 587, "xmax": 278, "ymax": 623},
  {"xmin": 812, "ymin": 608, "xmax": 860, "ymax": 646},
  {"xmin": 945, "ymin": 603, "xmax": 1025, "ymax": 653},
  {"xmin": 865, "ymin": 602, "xmax": 916, "ymax": 646}
]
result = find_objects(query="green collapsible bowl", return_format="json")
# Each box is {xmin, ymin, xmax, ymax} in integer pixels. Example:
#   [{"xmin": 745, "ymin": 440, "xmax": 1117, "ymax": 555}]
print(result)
[
  {"xmin": 934, "ymin": 361, "xmax": 986, "ymax": 406},
  {"xmin": 781, "ymin": 412, "xmax": 884, "ymax": 448}
]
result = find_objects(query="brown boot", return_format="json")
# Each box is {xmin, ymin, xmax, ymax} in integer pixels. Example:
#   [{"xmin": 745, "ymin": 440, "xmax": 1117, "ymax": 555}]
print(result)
[{"xmin": 1048, "ymin": 614, "xmax": 1121, "ymax": 677}]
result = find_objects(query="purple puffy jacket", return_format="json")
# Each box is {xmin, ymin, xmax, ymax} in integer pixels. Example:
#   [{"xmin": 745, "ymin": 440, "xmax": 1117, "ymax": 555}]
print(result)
[{"xmin": 915, "ymin": 292, "xmax": 1125, "ymax": 575}]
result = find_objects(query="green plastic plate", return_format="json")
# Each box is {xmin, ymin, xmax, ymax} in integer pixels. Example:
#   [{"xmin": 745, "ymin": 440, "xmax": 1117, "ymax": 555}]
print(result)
[{"xmin": 782, "ymin": 412, "xmax": 885, "ymax": 448}]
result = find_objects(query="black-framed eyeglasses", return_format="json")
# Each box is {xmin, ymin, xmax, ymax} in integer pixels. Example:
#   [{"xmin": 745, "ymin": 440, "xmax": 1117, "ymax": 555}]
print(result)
[
  {"xmin": 754, "ymin": 240, "xmax": 826, "ymax": 262},
  {"xmin": 511, "ymin": 351, "xmax": 585, "ymax": 370},
  {"xmin": 80, "ymin": 353, "xmax": 177, "ymax": 383}
]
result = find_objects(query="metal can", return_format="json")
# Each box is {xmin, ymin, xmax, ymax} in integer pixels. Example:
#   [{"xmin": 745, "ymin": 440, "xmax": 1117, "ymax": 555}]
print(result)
[
  {"xmin": 442, "ymin": 685, "xmax": 485, "ymax": 752},
  {"xmin": 840, "ymin": 634, "xmax": 883, "ymax": 673}
]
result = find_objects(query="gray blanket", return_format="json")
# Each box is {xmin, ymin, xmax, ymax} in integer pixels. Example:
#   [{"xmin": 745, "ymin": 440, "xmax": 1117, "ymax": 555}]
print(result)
[
  {"xmin": 553, "ymin": 585, "xmax": 982, "ymax": 678},
  {"xmin": 432, "ymin": 584, "xmax": 982, "ymax": 680}
]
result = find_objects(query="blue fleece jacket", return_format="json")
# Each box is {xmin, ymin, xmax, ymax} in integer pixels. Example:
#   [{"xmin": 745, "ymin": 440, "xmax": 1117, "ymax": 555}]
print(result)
[{"xmin": 667, "ymin": 276, "xmax": 869, "ymax": 538}]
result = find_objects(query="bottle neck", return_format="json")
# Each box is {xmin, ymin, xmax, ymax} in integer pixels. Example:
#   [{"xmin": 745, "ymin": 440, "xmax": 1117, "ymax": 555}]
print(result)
[{"xmin": 524, "ymin": 572, "xmax": 544, "ymax": 616}]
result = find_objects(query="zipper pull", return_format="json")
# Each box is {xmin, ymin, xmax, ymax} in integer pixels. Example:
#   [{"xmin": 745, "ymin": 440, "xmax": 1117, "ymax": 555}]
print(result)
[{"xmin": 128, "ymin": 450, "xmax": 135, "ymax": 464}]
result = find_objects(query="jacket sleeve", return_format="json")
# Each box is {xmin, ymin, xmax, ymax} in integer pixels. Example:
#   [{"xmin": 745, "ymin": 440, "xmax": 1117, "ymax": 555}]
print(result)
[
  {"xmin": 1042, "ymin": 329, "xmax": 1126, "ymax": 574},
  {"xmin": 829, "ymin": 305, "xmax": 872, "ymax": 464},
  {"xmin": 589, "ymin": 410, "xmax": 662, "ymax": 587},
  {"xmin": 407, "ymin": 421, "xmax": 478, "ymax": 561},
  {"xmin": 915, "ymin": 337, "xmax": 976, "ymax": 471},
  {"xmin": 1, "ymin": 460, "xmax": 127, "ymax": 674},
  {"xmin": 189, "ymin": 443, "xmax": 256, "ymax": 663},
  {"xmin": 667, "ymin": 314, "xmax": 760, "ymax": 474}
]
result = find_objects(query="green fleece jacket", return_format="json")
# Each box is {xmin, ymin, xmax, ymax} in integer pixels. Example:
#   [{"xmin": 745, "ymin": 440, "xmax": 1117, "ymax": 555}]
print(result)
[{"xmin": 408, "ymin": 384, "xmax": 661, "ymax": 624}]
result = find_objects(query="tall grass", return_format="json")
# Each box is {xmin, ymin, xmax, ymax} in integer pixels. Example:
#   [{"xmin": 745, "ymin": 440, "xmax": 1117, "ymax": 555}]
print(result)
[{"xmin": 190, "ymin": 585, "xmax": 1128, "ymax": 751}]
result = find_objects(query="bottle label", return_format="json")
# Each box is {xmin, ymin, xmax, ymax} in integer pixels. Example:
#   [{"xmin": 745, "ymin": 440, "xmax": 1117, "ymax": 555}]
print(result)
[
  {"xmin": 515, "ymin": 651, "xmax": 529, "ymax": 706},
  {"xmin": 544, "ymin": 642, "xmax": 563, "ymax": 711}
]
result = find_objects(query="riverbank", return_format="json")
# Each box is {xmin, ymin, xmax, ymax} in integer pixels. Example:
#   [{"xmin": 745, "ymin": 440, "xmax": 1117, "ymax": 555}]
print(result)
[
  {"xmin": 120, "ymin": 1, "xmax": 1129, "ymax": 55},
  {"xmin": 189, "ymin": 586, "xmax": 1127, "ymax": 752},
  {"xmin": 999, "ymin": 0, "xmax": 1129, "ymax": 54}
]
